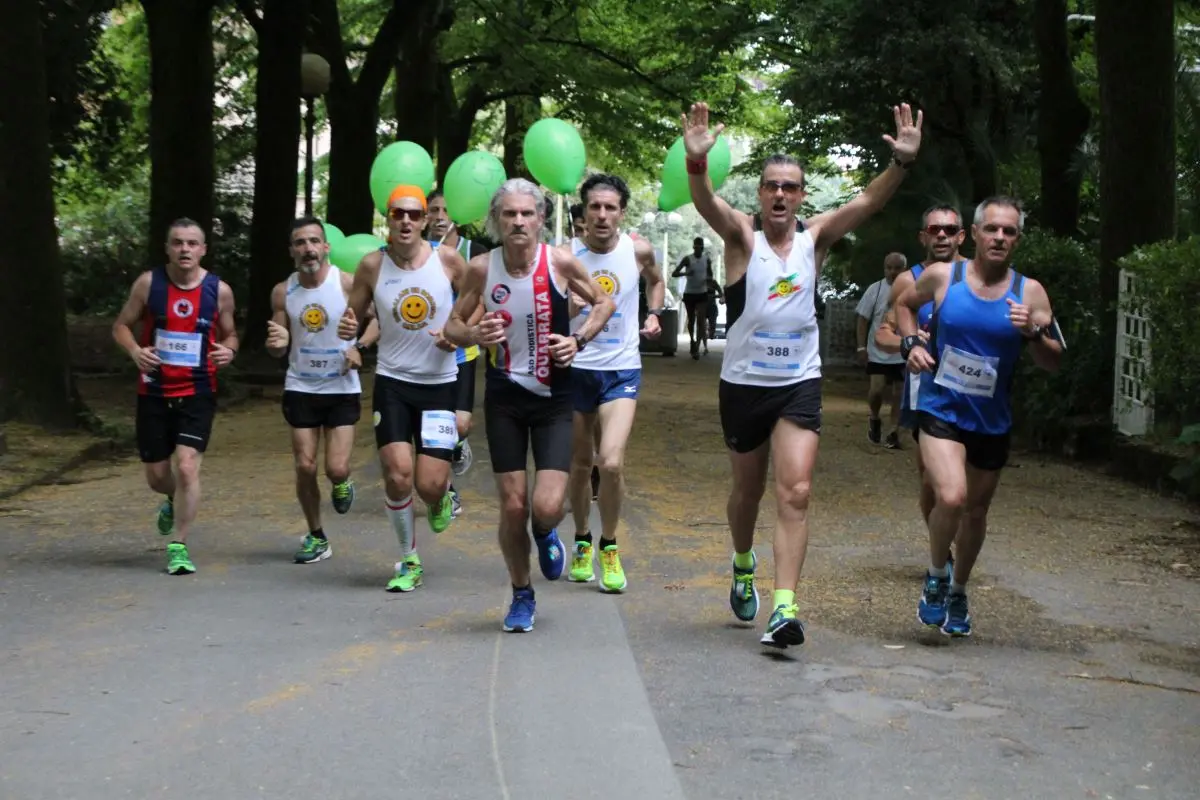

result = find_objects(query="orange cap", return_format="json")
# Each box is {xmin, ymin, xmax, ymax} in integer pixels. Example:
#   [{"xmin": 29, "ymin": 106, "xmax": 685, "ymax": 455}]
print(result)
[{"xmin": 387, "ymin": 184, "xmax": 427, "ymax": 210}]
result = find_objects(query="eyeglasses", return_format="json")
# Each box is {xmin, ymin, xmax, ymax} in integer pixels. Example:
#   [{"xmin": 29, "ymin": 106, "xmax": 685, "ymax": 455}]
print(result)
[
  {"xmin": 388, "ymin": 207, "xmax": 425, "ymax": 222},
  {"xmin": 760, "ymin": 180, "xmax": 803, "ymax": 195},
  {"xmin": 923, "ymin": 224, "xmax": 961, "ymax": 236}
]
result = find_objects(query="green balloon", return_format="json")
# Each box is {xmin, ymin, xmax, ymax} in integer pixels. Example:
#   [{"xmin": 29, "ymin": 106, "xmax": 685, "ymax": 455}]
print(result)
[
  {"xmin": 523, "ymin": 118, "xmax": 587, "ymax": 194},
  {"xmin": 329, "ymin": 233, "xmax": 385, "ymax": 274},
  {"xmin": 369, "ymin": 141, "xmax": 435, "ymax": 215},
  {"xmin": 657, "ymin": 182, "xmax": 688, "ymax": 213},
  {"xmin": 323, "ymin": 222, "xmax": 345, "ymax": 246},
  {"xmin": 443, "ymin": 150, "xmax": 508, "ymax": 226},
  {"xmin": 659, "ymin": 133, "xmax": 733, "ymax": 210}
]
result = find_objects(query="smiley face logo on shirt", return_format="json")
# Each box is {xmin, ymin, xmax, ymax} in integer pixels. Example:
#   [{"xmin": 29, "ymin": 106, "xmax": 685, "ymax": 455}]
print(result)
[
  {"xmin": 300, "ymin": 303, "xmax": 328, "ymax": 333},
  {"xmin": 594, "ymin": 270, "xmax": 620, "ymax": 296},
  {"xmin": 394, "ymin": 288, "xmax": 436, "ymax": 330}
]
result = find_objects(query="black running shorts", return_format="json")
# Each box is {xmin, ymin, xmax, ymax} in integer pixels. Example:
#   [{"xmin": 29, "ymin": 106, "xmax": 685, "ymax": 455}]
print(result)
[
  {"xmin": 136, "ymin": 394, "xmax": 217, "ymax": 463},
  {"xmin": 484, "ymin": 379, "xmax": 573, "ymax": 473},
  {"xmin": 372, "ymin": 374, "xmax": 457, "ymax": 461},
  {"xmin": 282, "ymin": 391, "xmax": 361, "ymax": 429},
  {"xmin": 718, "ymin": 377, "xmax": 822, "ymax": 453},
  {"xmin": 917, "ymin": 412, "xmax": 1011, "ymax": 471}
]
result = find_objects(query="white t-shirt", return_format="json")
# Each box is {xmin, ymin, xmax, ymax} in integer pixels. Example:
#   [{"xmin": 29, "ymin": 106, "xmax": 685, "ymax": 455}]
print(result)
[{"xmin": 855, "ymin": 278, "xmax": 903, "ymax": 365}]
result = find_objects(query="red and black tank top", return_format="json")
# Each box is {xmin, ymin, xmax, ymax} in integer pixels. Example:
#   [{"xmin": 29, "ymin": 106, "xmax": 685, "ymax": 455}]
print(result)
[{"xmin": 138, "ymin": 268, "xmax": 221, "ymax": 397}]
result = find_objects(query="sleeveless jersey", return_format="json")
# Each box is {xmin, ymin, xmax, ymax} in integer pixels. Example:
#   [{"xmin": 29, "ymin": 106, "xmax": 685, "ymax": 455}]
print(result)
[
  {"xmin": 720, "ymin": 230, "xmax": 821, "ymax": 388},
  {"xmin": 483, "ymin": 243, "xmax": 571, "ymax": 398},
  {"xmin": 917, "ymin": 261, "xmax": 1028, "ymax": 435},
  {"xmin": 569, "ymin": 234, "xmax": 641, "ymax": 372},
  {"xmin": 373, "ymin": 247, "xmax": 457, "ymax": 385},
  {"xmin": 447, "ymin": 236, "xmax": 480, "ymax": 365},
  {"xmin": 900, "ymin": 261, "xmax": 941, "ymax": 414},
  {"xmin": 138, "ymin": 267, "xmax": 220, "ymax": 398},
  {"xmin": 283, "ymin": 266, "xmax": 361, "ymax": 395}
]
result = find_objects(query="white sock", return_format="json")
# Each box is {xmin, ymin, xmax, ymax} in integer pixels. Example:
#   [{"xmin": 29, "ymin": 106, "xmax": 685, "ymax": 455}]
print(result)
[
  {"xmin": 386, "ymin": 495, "xmax": 415, "ymax": 558},
  {"xmin": 930, "ymin": 563, "xmax": 949, "ymax": 579},
  {"xmin": 949, "ymin": 579, "xmax": 966, "ymax": 595}
]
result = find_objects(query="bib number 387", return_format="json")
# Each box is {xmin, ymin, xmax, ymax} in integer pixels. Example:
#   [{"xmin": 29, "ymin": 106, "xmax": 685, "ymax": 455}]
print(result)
[{"xmin": 420, "ymin": 409, "xmax": 458, "ymax": 451}]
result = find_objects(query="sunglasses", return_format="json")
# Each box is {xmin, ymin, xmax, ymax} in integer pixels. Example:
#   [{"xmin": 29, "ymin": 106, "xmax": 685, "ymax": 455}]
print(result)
[
  {"xmin": 923, "ymin": 224, "xmax": 961, "ymax": 236},
  {"xmin": 388, "ymin": 207, "xmax": 425, "ymax": 222},
  {"xmin": 760, "ymin": 180, "xmax": 803, "ymax": 195}
]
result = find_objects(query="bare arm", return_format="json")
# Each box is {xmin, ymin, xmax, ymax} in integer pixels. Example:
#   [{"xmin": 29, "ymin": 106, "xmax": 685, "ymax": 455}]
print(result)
[
  {"xmin": 444, "ymin": 256, "xmax": 489, "ymax": 347},
  {"xmin": 874, "ymin": 307, "xmax": 901, "ymax": 354},
  {"xmin": 896, "ymin": 264, "xmax": 945, "ymax": 338},
  {"xmin": 216, "ymin": 281, "xmax": 238, "ymax": 350},
  {"xmin": 681, "ymin": 103, "xmax": 754, "ymax": 257},
  {"xmin": 339, "ymin": 270, "xmax": 379, "ymax": 347},
  {"xmin": 807, "ymin": 104, "xmax": 923, "ymax": 253},
  {"xmin": 555, "ymin": 250, "xmax": 615, "ymax": 342},
  {"xmin": 1015, "ymin": 280, "xmax": 1063, "ymax": 373},
  {"xmin": 671, "ymin": 257, "xmax": 689, "ymax": 278},
  {"xmin": 338, "ymin": 252, "xmax": 381, "ymax": 340},
  {"xmin": 112, "ymin": 271, "xmax": 152, "ymax": 362},
  {"xmin": 856, "ymin": 316, "xmax": 870, "ymax": 352},
  {"xmin": 636, "ymin": 239, "xmax": 665, "ymax": 311},
  {"xmin": 265, "ymin": 281, "xmax": 290, "ymax": 359}
]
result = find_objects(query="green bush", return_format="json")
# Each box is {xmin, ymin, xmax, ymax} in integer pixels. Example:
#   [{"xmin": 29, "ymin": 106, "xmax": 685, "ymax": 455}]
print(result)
[
  {"xmin": 1121, "ymin": 235, "xmax": 1200, "ymax": 430},
  {"xmin": 59, "ymin": 184, "xmax": 150, "ymax": 316},
  {"xmin": 1008, "ymin": 230, "xmax": 1111, "ymax": 445}
]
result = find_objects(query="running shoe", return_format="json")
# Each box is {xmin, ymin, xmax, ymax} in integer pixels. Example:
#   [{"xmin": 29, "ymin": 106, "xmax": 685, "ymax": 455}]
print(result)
[
  {"xmin": 729, "ymin": 552, "xmax": 760, "ymax": 622},
  {"xmin": 942, "ymin": 592, "xmax": 972, "ymax": 637},
  {"xmin": 386, "ymin": 555, "xmax": 423, "ymax": 592},
  {"xmin": 918, "ymin": 571, "xmax": 951, "ymax": 627},
  {"xmin": 156, "ymin": 497, "xmax": 174, "ymax": 535},
  {"xmin": 166, "ymin": 542, "xmax": 195, "ymax": 575},
  {"xmin": 569, "ymin": 540, "xmax": 595, "ymax": 583},
  {"xmin": 599, "ymin": 544, "xmax": 627, "ymax": 593},
  {"xmin": 503, "ymin": 587, "xmax": 536, "ymax": 632},
  {"xmin": 534, "ymin": 528, "xmax": 566, "ymax": 581},
  {"xmin": 427, "ymin": 493, "xmax": 453, "ymax": 534},
  {"xmin": 331, "ymin": 480, "xmax": 355, "ymax": 514},
  {"xmin": 448, "ymin": 488, "xmax": 463, "ymax": 519},
  {"xmin": 760, "ymin": 603, "xmax": 805, "ymax": 648},
  {"xmin": 452, "ymin": 438, "xmax": 474, "ymax": 477},
  {"xmin": 294, "ymin": 533, "xmax": 332, "ymax": 564}
]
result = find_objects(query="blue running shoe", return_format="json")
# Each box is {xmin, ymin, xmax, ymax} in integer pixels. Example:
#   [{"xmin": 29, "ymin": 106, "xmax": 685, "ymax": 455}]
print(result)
[
  {"xmin": 942, "ymin": 591, "xmax": 972, "ymax": 637},
  {"xmin": 503, "ymin": 588, "xmax": 536, "ymax": 632},
  {"xmin": 534, "ymin": 528, "xmax": 566, "ymax": 581},
  {"xmin": 760, "ymin": 604, "xmax": 805, "ymax": 649},
  {"xmin": 918, "ymin": 571, "xmax": 950, "ymax": 627},
  {"xmin": 729, "ymin": 553, "xmax": 760, "ymax": 622}
]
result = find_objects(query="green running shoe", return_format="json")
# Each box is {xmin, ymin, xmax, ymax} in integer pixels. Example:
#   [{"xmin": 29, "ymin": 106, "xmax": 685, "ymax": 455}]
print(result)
[
  {"xmin": 386, "ymin": 555, "xmax": 423, "ymax": 592},
  {"xmin": 568, "ymin": 541, "xmax": 595, "ymax": 583},
  {"xmin": 331, "ymin": 480, "xmax": 355, "ymax": 515},
  {"xmin": 599, "ymin": 545, "xmax": 627, "ymax": 593},
  {"xmin": 156, "ymin": 497, "xmax": 174, "ymax": 535},
  {"xmin": 166, "ymin": 542, "xmax": 195, "ymax": 575},
  {"xmin": 426, "ymin": 493, "xmax": 453, "ymax": 534},
  {"xmin": 760, "ymin": 603, "xmax": 805, "ymax": 649},
  {"xmin": 294, "ymin": 533, "xmax": 332, "ymax": 564}
]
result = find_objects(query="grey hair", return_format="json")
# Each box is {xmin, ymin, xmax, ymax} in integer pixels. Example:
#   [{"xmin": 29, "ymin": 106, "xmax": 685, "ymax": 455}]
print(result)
[
  {"xmin": 760, "ymin": 153, "xmax": 806, "ymax": 189},
  {"xmin": 973, "ymin": 195, "xmax": 1025, "ymax": 232},
  {"xmin": 884, "ymin": 251, "xmax": 907, "ymax": 269},
  {"xmin": 487, "ymin": 178, "xmax": 546, "ymax": 241}
]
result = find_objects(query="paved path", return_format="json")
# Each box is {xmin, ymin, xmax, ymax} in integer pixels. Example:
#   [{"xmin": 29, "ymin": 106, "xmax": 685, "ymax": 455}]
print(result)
[{"xmin": 2, "ymin": 340, "xmax": 1198, "ymax": 799}]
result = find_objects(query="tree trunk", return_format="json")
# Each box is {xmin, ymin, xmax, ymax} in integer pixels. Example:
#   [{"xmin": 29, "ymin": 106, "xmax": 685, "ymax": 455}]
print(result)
[
  {"xmin": 143, "ymin": 0, "xmax": 215, "ymax": 266},
  {"xmin": 503, "ymin": 97, "xmax": 538, "ymax": 181},
  {"xmin": 1034, "ymin": 0, "xmax": 1091, "ymax": 237},
  {"xmin": 393, "ymin": 3, "xmax": 446, "ymax": 155},
  {"xmin": 1096, "ymin": 0, "xmax": 1176, "ymax": 378},
  {"xmin": 0, "ymin": 0, "xmax": 77, "ymax": 426},
  {"xmin": 435, "ymin": 111, "xmax": 475, "ymax": 189},
  {"xmin": 244, "ymin": 0, "xmax": 306, "ymax": 353},
  {"xmin": 324, "ymin": 93, "xmax": 380, "ymax": 233}
]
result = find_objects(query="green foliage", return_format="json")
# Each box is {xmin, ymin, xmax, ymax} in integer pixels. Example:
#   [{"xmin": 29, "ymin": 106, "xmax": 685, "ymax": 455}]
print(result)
[
  {"xmin": 1170, "ymin": 423, "xmax": 1200, "ymax": 483},
  {"xmin": 58, "ymin": 174, "xmax": 150, "ymax": 315},
  {"xmin": 1120, "ymin": 235, "xmax": 1200, "ymax": 430},
  {"xmin": 1007, "ymin": 230, "xmax": 1111, "ymax": 444}
]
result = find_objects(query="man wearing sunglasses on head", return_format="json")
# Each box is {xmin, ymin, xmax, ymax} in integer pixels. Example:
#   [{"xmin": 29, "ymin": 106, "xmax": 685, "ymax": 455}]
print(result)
[
  {"xmin": 339, "ymin": 184, "xmax": 476, "ymax": 594},
  {"xmin": 682, "ymin": 100, "xmax": 923, "ymax": 649},
  {"xmin": 896, "ymin": 196, "xmax": 1063, "ymax": 638},
  {"xmin": 875, "ymin": 205, "xmax": 966, "ymax": 566}
]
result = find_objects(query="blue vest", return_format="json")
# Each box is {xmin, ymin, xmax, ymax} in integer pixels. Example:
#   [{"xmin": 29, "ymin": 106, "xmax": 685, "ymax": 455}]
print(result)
[
  {"xmin": 898, "ymin": 263, "xmax": 939, "ymax": 422},
  {"xmin": 917, "ymin": 261, "xmax": 1027, "ymax": 435}
]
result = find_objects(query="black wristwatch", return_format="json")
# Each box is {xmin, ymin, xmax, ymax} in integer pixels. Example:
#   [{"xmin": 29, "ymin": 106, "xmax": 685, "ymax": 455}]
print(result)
[
  {"xmin": 648, "ymin": 308, "xmax": 664, "ymax": 317},
  {"xmin": 1022, "ymin": 324, "xmax": 1046, "ymax": 340},
  {"xmin": 572, "ymin": 332, "xmax": 587, "ymax": 351},
  {"xmin": 900, "ymin": 335, "xmax": 924, "ymax": 360},
  {"xmin": 893, "ymin": 154, "xmax": 914, "ymax": 170}
]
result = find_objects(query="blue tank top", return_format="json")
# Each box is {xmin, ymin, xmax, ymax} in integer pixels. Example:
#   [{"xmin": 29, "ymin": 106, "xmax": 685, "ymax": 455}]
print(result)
[
  {"xmin": 917, "ymin": 261, "xmax": 1028, "ymax": 435},
  {"xmin": 911, "ymin": 263, "xmax": 935, "ymax": 331}
]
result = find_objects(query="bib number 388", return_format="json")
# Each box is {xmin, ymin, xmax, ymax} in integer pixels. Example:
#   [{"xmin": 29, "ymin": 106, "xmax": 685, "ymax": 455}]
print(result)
[{"xmin": 420, "ymin": 410, "xmax": 458, "ymax": 451}]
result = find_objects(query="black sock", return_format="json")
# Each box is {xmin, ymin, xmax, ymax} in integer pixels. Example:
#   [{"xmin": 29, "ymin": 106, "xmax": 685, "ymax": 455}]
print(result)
[
  {"xmin": 448, "ymin": 482, "xmax": 456, "ymax": 494},
  {"xmin": 311, "ymin": 528, "xmax": 326, "ymax": 540},
  {"xmin": 512, "ymin": 584, "xmax": 533, "ymax": 596},
  {"xmin": 576, "ymin": 531, "xmax": 592, "ymax": 544},
  {"xmin": 531, "ymin": 520, "xmax": 554, "ymax": 539},
  {"xmin": 599, "ymin": 536, "xmax": 617, "ymax": 551}
]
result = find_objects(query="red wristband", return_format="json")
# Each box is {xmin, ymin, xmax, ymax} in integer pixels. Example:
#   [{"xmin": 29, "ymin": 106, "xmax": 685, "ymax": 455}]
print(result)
[{"xmin": 686, "ymin": 157, "xmax": 707, "ymax": 175}]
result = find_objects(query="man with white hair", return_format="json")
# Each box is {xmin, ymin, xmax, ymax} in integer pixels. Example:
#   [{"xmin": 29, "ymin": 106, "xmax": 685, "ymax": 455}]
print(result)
[{"xmin": 444, "ymin": 179, "xmax": 615, "ymax": 633}]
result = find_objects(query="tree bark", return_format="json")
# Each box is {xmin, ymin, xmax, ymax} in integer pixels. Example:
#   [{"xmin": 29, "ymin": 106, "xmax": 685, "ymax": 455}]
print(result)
[
  {"xmin": 244, "ymin": 0, "xmax": 306, "ymax": 353},
  {"xmin": 0, "ymin": 0, "xmax": 77, "ymax": 426},
  {"xmin": 142, "ymin": 0, "xmax": 216, "ymax": 266},
  {"xmin": 503, "ymin": 97, "xmax": 539, "ymax": 181},
  {"xmin": 1034, "ymin": 0, "xmax": 1091, "ymax": 237},
  {"xmin": 393, "ymin": 1, "xmax": 451, "ymax": 155},
  {"xmin": 1096, "ymin": 0, "xmax": 1176, "ymax": 378}
]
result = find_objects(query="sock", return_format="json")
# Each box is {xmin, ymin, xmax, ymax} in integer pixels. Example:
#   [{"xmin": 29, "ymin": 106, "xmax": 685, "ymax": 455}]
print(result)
[
  {"xmin": 773, "ymin": 589, "xmax": 796, "ymax": 609},
  {"xmin": 598, "ymin": 536, "xmax": 617, "ymax": 551},
  {"xmin": 311, "ymin": 527, "xmax": 326, "ymax": 540},
  {"xmin": 949, "ymin": 579, "xmax": 966, "ymax": 595},
  {"xmin": 575, "ymin": 531, "xmax": 593, "ymax": 544},
  {"xmin": 531, "ymin": 519, "xmax": 554, "ymax": 539},
  {"xmin": 385, "ymin": 495, "xmax": 416, "ymax": 558},
  {"xmin": 733, "ymin": 550, "xmax": 755, "ymax": 570},
  {"xmin": 930, "ymin": 563, "xmax": 950, "ymax": 579},
  {"xmin": 512, "ymin": 584, "xmax": 533, "ymax": 596}
]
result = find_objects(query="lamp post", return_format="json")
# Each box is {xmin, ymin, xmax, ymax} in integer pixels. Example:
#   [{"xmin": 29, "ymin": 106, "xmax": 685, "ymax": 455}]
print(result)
[
  {"xmin": 300, "ymin": 53, "xmax": 331, "ymax": 217},
  {"xmin": 642, "ymin": 210, "xmax": 683, "ymax": 300}
]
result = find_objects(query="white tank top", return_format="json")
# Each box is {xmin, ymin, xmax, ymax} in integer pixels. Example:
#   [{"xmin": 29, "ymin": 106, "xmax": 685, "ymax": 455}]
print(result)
[
  {"xmin": 569, "ymin": 234, "xmax": 641, "ymax": 372},
  {"xmin": 284, "ymin": 267, "xmax": 361, "ymax": 395},
  {"xmin": 483, "ymin": 243, "xmax": 571, "ymax": 398},
  {"xmin": 373, "ymin": 248, "xmax": 457, "ymax": 385},
  {"xmin": 720, "ymin": 230, "xmax": 821, "ymax": 387}
]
